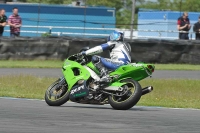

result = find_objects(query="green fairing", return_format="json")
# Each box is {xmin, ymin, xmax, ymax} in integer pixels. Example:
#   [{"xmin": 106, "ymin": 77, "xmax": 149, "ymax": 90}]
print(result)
[
  {"xmin": 110, "ymin": 63, "xmax": 154, "ymax": 82},
  {"xmin": 62, "ymin": 55, "xmax": 154, "ymax": 89},
  {"xmin": 86, "ymin": 61, "xmax": 154, "ymax": 82},
  {"xmin": 86, "ymin": 62, "xmax": 100, "ymax": 75},
  {"xmin": 62, "ymin": 60, "xmax": 91, "ymax": 90}
]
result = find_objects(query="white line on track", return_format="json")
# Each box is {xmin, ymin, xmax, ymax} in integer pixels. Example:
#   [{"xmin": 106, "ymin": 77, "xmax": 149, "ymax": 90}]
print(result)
[{"xmin": 0, "ymin": 97, "xmax": 200, "ymax": 111}]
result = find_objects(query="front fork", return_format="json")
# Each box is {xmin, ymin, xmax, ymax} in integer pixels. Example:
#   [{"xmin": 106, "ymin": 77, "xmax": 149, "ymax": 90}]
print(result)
[{"xmin": 56, "ymin": 77, "xmax": 67, "ymax": 91}]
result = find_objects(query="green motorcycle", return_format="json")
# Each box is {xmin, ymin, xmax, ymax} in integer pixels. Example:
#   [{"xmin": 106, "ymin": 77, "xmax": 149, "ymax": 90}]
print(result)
[{"xmin": 45, "ymin": 49, "xmax": 155, "ymax": 110}]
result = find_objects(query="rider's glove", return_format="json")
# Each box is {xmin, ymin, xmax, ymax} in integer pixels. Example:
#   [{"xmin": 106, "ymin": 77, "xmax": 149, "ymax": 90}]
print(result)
[
  {"xmin": 77, "ymin": 51, "xmax": 86, "ymax": 56},
  {"xmin": 76, "ymin": 51, "xmax": 86, "ymax": 59}
]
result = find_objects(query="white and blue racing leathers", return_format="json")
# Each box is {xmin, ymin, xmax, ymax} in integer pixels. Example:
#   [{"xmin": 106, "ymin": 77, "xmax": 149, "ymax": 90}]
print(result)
[{"xmin": 83, "ymin": 41, "xmax": 131, "ymax": 71}]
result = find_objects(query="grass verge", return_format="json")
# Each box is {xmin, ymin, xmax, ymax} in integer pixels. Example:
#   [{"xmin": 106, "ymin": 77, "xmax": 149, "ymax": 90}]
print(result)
[
  {"xmin": 138, "ymin": 79, "xmax": 200, "ymax": 109},
  {"xmin": 0, "ymin": 60, "xmax": 63, "ymax": 68},
  {"xmin": 0, "ymin": 75, "xmax": 199, "ymax": 109},
  {"xmin": 0, "ymin": 75, "xmax": 56, "ymax": 99},
  {"xmin": 155, "ymin": 64, "xmax": 200, "ymax": 71},
  {"xmin": 0, "ymin": 60, "xmax": 200, "ymax": 70}
]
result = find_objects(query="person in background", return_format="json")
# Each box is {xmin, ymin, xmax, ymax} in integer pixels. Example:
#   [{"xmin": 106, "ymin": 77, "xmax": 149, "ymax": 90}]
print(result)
[
  {"xmin": 193, "ymin": 15, "xmax": 200, "ymax": 40},
  {"xmin": 8, "ymin": 7, "xmax": 22, "ymax": 37},
  {"xmin": 0, "ymin": 9, "xmax": 7, "ymax": 37},
  {"xmin": 177, "ymin": 12, "xmax": 191, "ymax": 40}
]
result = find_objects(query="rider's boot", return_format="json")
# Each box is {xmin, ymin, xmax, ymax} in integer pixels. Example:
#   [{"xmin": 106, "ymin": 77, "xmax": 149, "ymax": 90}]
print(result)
[
  {"xmin": 95, "ymin": 63, "xmax": 112, "ymax": 88},
  {"xmin": 99, "ymin": 67, "xmax": 112, "ymax": 85}
]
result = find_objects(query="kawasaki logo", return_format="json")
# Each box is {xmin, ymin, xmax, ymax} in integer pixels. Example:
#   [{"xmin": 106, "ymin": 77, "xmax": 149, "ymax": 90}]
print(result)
[
  {"xmin": 131, "ymin": 63, "xmax": 143, "ymax": 67},
  {"xmin": 70, "ymin": 85, "xmax": 84, "ymax": 95}
]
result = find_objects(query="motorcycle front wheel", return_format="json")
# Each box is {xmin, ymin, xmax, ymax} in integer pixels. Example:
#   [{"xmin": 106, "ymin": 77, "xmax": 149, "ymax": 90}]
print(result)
[
  {"xmin": 45, "ymin": 78, "xmax": 69, "ymax": 106},
  {"xmin": 108, "ymin": 79, "xmax": 142, "ymax": 110}
]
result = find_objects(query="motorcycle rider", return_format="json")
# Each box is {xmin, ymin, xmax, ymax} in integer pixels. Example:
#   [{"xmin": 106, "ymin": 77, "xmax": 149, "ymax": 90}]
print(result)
[{"xmin": 79, "ymin": 31, "xmax": 131, "ymax": 86}]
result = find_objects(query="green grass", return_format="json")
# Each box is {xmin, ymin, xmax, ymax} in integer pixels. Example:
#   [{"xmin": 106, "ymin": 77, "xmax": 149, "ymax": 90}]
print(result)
[
  {"xmin": 138, "ymin": 79, "xmax": 200, "ymax": 109},
  {"xmin": 0, "ymin": 75, "xmax": 200, "ymax": 109},
  {"xmin": 0, "ymin": 60, "xmax": 200, "ymax": 70},
  {"xmin": 0, "ymin": 75, "xmax": 56, "ymax": 99},
  {"xmin": 0, "ymin": 60, "xmax": 63, "ymax": 68},
  {"xmin": 155, "ymin": 64, "xmax": 200, "ymax": 71}
]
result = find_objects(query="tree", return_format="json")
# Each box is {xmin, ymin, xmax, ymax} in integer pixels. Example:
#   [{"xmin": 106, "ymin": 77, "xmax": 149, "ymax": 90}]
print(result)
[
  {"xmin": 86, "ymin": 0, "xmax": 124, "ymax": 11},
  {"xmin": 136, "ymin": 0, "xmax": 200, "ymax": 12},
  {"xmin": 181, "ymin": 0, "xmax": 200, "ymax": 12},
  {"xmin": 86, "ymin": 0, "xmax": 133, "ymax": 28},
  {"xmin": 20, "ymin": 0, "xmax": 72, "ymax": 4}
]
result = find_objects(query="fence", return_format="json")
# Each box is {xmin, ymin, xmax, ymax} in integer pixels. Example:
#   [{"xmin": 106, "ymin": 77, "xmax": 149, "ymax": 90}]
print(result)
[
  {"xmin": 1, "ymin": 1, "xmax": 200, "ymax": 39},
  {"xmin": 137, "ymin": 10, "xmax": 200, "ymax": 39},
  {"xmin": 3, "ymin": 25, "xmax": 199, "ymax": 40},
  {"xmin": 1, "ymin": 2, "xmax": 115, "ymax": 37}
]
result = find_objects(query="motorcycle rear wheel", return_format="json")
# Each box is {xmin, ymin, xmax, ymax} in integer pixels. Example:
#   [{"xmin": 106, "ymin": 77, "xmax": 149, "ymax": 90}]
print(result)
[
  {"xmin": 108, "ymin": 79, "xmax": 142, "ymax": 110},
  {"xmin": 45, "ymin": 78, "xmax": 69, "ymax": 106}
]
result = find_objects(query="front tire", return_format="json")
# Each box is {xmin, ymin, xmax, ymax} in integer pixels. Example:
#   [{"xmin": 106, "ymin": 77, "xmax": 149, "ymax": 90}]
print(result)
[
  {"xmin": 45, "ymin": 78, "xmax": 69, "ymax": 106},
  {"xmin": 108, "ymin": 79, "xmax": 142, "ymax": 110}
]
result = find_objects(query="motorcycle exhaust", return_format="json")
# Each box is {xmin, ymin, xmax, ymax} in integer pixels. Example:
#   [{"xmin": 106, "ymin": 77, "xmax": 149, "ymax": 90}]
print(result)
[{"xmin": 142, "ymin": 86, "xmax": 153, "ymax": 96}]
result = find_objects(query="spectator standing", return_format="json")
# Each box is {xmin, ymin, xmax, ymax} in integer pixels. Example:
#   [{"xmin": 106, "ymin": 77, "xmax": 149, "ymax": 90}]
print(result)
[
  {"xmin": 193, "ymin": 15, "xmax": 200, "ymax": 40},
  {"xmin": 0, "ymin": 9, "xmax": 7, "ymax": 37},
  {"xmin": 177, "ymin": 12, "xmax": 191, "ymax": 40},
  {"xmin": 8, "ymin": 7, "xmax": 22, "ymax": 37}
]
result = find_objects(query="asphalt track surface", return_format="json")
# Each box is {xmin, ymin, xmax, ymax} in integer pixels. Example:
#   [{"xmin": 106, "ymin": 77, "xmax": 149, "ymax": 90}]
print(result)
[
  {"xmin": 0, "ymin": 68, "xmax": 200, "ymax": 79},
  {"xmin": 0, "ymin": 69, "xmax": 200, "ymax": 133},
  {"xmin": 0, "ymin": 98, "xmax": 200, "ymax": 133}
]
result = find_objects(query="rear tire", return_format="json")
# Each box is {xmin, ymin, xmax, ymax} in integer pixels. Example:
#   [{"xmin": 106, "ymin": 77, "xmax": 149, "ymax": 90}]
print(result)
[
  {"xmin": 108, "ymin": 79, "xmax": 142, "ymax": 110},
  {"xmin": 45, "ymin": 78, "xmax": 69, "ymax": 106}
]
